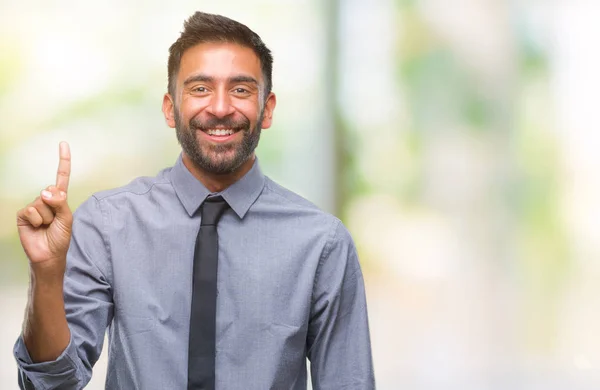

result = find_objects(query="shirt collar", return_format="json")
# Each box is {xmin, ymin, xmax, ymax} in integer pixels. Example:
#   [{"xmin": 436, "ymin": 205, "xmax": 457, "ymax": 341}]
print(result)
[{"xmin": 170, "ymin": 154, "xmax": 265, "ymax": 219}]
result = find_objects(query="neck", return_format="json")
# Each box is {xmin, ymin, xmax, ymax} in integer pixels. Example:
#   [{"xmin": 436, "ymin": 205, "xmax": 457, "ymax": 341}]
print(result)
[{"xmin": 181, "ymin": 152, "xmax": 255, "ymax": 193}]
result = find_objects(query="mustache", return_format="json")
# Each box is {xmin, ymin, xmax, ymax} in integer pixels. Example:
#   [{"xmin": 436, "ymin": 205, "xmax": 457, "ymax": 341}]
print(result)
[{"xmin": 189, "ymin": 116, "xmax": 250, "ymax": 131}]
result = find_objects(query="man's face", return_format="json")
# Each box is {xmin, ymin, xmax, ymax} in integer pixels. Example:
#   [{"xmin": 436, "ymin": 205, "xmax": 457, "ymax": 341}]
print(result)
[{"xmin": 164, "ymin": 42, "xmax": 275, "ymax": 175}]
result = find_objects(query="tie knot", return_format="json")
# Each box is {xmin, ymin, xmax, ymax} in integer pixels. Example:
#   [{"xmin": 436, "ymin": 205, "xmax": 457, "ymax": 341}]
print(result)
[{"xmin": 200, "ymin": 196, "xmax": 229, "ymax": 226}]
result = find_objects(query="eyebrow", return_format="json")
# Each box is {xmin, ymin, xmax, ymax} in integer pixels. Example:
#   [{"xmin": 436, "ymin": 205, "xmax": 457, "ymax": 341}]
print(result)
[
  {"xmin": 183, "ymin": 73, "xmax": 259, "ymax": 87},
  {"xmin": 229, "ymin": 75, "xmax": 259, "ymax": 85}
]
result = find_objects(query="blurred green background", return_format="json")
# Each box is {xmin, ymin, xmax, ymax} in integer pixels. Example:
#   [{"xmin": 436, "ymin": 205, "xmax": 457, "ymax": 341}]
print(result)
[{"xmin": 2, "ymin": 0, "xmax": 600, "ymax": 389}]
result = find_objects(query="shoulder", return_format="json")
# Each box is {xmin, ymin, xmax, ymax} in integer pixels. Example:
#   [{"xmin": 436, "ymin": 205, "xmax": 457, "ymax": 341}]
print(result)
[
  {"xmin": 260, "ymin": 176, "xmax": 352, "ymax": 242},
  {"xmin": 90, "ymin": 166, "xmax": 173, "ymax": 203},
  {"xmin": 262, "ymin": 177, "xmax": 329, "ymax": 214},
  {"xmin": 72, "ymin": 167, "xmax": 173, "ymax": 221},
  {"xmin": 262, "ymin": 177, "xmax": 339, "ymax": 219}
]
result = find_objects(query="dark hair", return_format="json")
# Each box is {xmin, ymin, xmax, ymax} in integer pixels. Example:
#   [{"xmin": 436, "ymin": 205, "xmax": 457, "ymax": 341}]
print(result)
[{"xmin": 167, "ymin": 12, "xmax": 273, "ymax": 99}]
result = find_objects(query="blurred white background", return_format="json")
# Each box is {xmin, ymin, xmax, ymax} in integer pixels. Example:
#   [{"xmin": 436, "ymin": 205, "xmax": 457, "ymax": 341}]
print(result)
[{"xmin": 2, "ymin": 0, "xmax": 600, "ymax": 389}]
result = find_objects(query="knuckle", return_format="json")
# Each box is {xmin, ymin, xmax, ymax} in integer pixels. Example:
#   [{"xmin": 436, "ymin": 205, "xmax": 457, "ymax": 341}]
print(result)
[{"xmin": 25, "ymin": 212, "xmax": 37, "ymax": 224}]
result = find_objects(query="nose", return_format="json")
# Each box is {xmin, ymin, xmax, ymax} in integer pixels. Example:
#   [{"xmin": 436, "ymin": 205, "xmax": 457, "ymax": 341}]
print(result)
[{"xmin": 205, "ymin": 89, "xmax": 235, "ymax": 118}]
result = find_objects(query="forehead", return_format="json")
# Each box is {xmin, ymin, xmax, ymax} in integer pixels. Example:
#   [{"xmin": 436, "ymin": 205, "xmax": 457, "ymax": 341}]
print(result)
[{"xmin": 178, "ymin": 42, "xmax": 262, "ymax": 83}]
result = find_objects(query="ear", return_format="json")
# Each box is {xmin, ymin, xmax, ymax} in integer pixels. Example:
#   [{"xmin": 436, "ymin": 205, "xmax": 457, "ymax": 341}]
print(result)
[
  {"xmin": 162, "ymin": 93, "xmax": 176, "ymax": 128},
  {"xmin": 260, "ymin": 92, "xmax": 277, "ymax": 130}
]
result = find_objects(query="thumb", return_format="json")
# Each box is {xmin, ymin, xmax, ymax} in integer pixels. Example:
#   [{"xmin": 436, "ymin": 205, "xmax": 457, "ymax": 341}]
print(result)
[{"xmin": 40, "ymin": 188, "xmax": 72, "ymax": 221}]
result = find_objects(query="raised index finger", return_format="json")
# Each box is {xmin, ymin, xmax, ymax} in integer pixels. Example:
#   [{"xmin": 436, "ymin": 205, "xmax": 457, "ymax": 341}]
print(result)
[{"xmin": 56, "ymin": 141, "xmax": 71, "ymax": 192}]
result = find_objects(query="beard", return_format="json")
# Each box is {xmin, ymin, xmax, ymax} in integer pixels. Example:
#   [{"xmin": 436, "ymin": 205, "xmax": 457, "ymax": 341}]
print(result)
[{"xmin": 174, "ymin": 108, "xmax": 263, "ymax": 175}]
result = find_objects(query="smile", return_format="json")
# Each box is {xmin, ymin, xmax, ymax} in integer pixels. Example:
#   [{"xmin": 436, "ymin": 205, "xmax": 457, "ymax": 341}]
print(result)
[{"xmin": 205, "ymin": 128, "xmax": 236, "ymax": 136}]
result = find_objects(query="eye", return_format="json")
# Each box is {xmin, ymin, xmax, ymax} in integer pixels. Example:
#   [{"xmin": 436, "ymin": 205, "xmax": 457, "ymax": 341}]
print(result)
[
  {"xmin": 234, "ymin": 88, "xmax": 248, "ymax": 94},
  {"xmin": 193, "ymin": 86, "xmax": 207, "ymax": 93}
]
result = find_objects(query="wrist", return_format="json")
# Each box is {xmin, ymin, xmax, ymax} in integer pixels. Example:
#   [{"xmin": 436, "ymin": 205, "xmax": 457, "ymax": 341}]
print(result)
[{"xmin": 29, "ymin": 259, "xmax": 66, "ymax": 287}]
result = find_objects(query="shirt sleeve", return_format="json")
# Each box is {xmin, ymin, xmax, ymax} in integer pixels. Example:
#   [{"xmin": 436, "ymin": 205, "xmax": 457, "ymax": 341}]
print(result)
[
  {"xmin": 307, "ymin": 220, "xmax": 376, "ymax": 390},
  {"xmin": 13, "ymin": 195, "xmax": 114, "ymax": 389}
]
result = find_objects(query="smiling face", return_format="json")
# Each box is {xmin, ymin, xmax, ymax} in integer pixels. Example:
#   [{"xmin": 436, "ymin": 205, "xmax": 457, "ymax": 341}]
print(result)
[{"xmin": 163, "ymin": 42, "xmax": 276, "ymax": 175}]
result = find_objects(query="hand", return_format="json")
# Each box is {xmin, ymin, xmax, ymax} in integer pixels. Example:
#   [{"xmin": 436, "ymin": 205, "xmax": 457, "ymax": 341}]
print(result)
[{"xmin": 16, "ymin": 142, "xmax": 73, "ymax": 267}]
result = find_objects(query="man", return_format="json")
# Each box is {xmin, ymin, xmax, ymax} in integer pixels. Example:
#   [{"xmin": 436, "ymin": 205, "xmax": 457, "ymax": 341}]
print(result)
[{"xmin": 14, "ymin": 12, "xmax": 374, "ymax": 390}]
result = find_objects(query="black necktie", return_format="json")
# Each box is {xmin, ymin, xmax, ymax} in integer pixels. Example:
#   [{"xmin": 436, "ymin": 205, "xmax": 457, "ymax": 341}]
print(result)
[{"xmin": 188, "ymin": 195, "xmax": 229, "ymax": 390}]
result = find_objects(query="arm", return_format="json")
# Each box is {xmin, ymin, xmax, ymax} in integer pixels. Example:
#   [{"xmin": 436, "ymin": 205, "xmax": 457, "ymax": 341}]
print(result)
[
  {"xmin": 16, "ymin": 143, "xmax": 73, "ymax": 364},
  {"xmin": 14, "ymin": 195, "xmax": 114, "ymax": 389},
  {"xmin": 307, "ymin": 220, "xmax": 375, "ymax": 390},
  {"xmin": 13, "ymin": 143, "xmax": 113, "ymax": 389}
]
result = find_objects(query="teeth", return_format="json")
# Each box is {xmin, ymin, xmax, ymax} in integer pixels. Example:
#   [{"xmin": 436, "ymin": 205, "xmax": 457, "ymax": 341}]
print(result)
[{"xmin": 207, "ymin": 129, "xmax": 234, "ymax": 136}]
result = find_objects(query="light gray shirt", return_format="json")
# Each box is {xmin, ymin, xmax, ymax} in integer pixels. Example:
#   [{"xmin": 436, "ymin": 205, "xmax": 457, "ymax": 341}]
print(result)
[{"xmin": 14, "ymin": 155, "xmax": 375, "ymax": 390}]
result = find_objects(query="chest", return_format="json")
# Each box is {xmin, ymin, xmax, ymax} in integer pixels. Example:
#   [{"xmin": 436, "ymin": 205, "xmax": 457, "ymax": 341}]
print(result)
[{"xmin": 108, "ymin": 213, "xmax": 323, "ymax": 330}]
